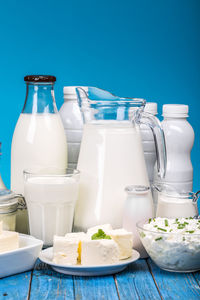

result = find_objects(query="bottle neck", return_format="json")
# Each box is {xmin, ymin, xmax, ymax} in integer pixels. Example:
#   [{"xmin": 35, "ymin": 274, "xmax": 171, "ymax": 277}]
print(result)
[
  {"xmin": 163, "ymin": 116, "xmax": 188, "ymax": 121},
  {"xmin": 22, "ymin": 82, "xmax": 58, "ymax": 114}
]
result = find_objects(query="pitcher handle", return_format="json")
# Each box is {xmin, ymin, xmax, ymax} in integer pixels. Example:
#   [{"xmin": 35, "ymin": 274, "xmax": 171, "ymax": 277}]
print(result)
[{"xmin": 136, "ymin": 111, "xmax": 167, "ymax": 179}]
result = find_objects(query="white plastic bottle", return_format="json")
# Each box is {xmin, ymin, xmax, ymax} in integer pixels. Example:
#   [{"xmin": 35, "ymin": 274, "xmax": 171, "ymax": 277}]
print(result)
[
  {"xmin": 140, "ymin": 103, "xmax": 157, "ymax": 184},
  {"xmin": 155, "ymin": 104, "xmax": 194, "ymax": 192},
  {"xmin": 59, "ymin": 87, "xmax": 86, "ymax": 169}
]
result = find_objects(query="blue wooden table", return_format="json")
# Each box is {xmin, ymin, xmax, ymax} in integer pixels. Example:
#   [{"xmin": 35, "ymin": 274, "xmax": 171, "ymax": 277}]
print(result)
[{"xmin": 0, "ymin": 259, "xmax": 200, "ymax": 300}]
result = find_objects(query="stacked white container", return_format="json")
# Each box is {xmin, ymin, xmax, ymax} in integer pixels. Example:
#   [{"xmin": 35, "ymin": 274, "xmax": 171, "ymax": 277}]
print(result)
[
  {"xmin": 140, "ymin": 102, "xmax": 158, "ymax": 184},
  {"xmin": 59, "ymin": 87, "xmax": 87, "ymax": 169},
  {"xmin": 155, "ymin": 104, "xmax": 194, "ymax": 192}
]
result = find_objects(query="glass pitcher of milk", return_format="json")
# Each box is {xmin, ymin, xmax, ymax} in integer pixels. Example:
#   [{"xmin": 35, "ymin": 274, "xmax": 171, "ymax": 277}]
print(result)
[
  {"xmin": 74, "ymin": 87, "xmax": 166, "ymax": 231},
  {"xmin": 154, "ymin": 183, "xmax": 199, "ymax": 218},
  {"xmin": 11, "ymin": 75, "xmax": 68, "ymax": 233}
]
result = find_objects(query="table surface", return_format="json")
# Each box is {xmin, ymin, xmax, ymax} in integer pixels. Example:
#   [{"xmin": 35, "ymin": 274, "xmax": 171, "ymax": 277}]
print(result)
[{"xmin": 0, "ymin": 258, "xmax": 200, "ymax": 300}]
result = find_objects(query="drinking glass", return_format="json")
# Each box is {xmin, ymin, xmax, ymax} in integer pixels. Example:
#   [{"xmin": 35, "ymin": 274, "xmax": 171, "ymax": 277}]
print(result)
[{"xmin": 24, "ymin": 168, "xmax": 80, "ymax": 247}]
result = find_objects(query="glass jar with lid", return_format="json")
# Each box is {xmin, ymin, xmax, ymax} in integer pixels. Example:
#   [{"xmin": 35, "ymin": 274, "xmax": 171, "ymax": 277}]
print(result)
[{"xmin": 0, "ymin": 189, "xmax": 22, "ymax": 231}]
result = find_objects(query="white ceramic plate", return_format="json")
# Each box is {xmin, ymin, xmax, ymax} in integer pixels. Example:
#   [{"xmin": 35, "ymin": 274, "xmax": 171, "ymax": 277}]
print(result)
[
  {"xmin": 39, "ymin": 247, "xmax": 140, "ymax": 276},
  {"xmin": 0, "ymin": 234, "xmax": 43, "ymax": 278}
]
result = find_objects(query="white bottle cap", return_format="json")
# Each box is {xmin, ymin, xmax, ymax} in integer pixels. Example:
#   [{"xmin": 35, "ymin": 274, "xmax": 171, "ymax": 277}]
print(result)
[
  {"xmin": 144, "ymin": 102, "xmax": 157, "ymax": 115},
  {"xmin": 63, "ymin": 86, "xmax": 88, "ymax": 100},
  {"xmin": 162, "ymin": 104, "xmax": 189, "ymax": 118}
]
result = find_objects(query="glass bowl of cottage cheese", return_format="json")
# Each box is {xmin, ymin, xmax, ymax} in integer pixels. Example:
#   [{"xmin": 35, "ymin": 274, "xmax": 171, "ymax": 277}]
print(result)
[{"xmin": 137, "ymin": 217, "xmax": 200, "ymax": 272}]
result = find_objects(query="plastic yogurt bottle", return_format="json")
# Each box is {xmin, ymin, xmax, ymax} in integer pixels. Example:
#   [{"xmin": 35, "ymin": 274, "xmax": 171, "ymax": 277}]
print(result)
[
  {"xmin": 154, "ymin": 104, "xmax": 194, "ymax": 193},
  {"xmin": 59, "ymin": 86, "xmax": 88, "ymax": 169},
  {"xmin": 140, "ymin": 102, "xmax": 157, "ymax": 184}
]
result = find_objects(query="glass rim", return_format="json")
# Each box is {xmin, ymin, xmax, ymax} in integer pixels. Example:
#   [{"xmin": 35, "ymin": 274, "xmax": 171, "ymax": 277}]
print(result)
[
  {"xmin": 125, "ymin": 185, "xmax": 150, "ymax": 194},
  {"xmin": 136, "ymin": 219, "xmax": 200, "ymax": 236},
  {"xmin": 23, "ymin": 168, "xmax": 80, "ymax": 177},
  {"xmin": 76, "ymin": 87, "xmax": 146, "ymax": 107}
]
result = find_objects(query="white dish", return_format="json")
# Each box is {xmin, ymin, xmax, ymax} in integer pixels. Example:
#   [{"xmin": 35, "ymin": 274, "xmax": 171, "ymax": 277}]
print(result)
[
  {"xmin": 39, "ymin": 247, "xmax": 140, "ymax": 276},
  {"xmin": 0, "ymin": 234, "xmax": 43, "ymax": 278}
]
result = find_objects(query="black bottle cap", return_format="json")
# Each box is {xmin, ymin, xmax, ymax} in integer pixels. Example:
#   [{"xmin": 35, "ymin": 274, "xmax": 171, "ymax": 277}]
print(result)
[{"xmin": 24, "ymin": 75, "xmax": 56, "ymax": 82}]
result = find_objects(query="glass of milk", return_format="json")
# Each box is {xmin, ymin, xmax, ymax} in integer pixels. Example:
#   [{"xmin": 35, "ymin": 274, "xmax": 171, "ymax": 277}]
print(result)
[{"xmin": 24, "ymin": 168, "xmax": 80, "ymax": 247}]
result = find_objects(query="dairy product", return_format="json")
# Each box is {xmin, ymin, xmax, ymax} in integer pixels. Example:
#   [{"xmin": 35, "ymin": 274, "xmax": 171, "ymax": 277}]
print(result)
[
  {"xmin": 0, "ymin": 221, "xmax": 2, "ymax": 234},
  {"xmin": 139, "ymin": 217, "xmax": 200, "ymax": 272},
  {"xmin": 11, "ymin": 113, "xmax": 67, "ymax": 234},
  {"xmin": 123, "ymin": 185, "xmax": 153, "ymax": 258},
  {"xmin": 53, "ymin": 235, "xmax": 79, "ymax": 265},
  {"xmin": 0, "ymin": 231, "xmax": 19, "ymax": 253},
  {"xmin": 155, "ymin": 104, "xmax": 194, "ymax": 192},
  {"xmin": 108, "ymin": 229, "xmax": 133, "ymax": 259},
  {"xmin": 11, "ymin": 114, "xmax": 67, "ymax": 194},
  {"xmin": 59, "ymin": 86, "xmax": 86, "ymax": 169},
  {"xmin": 74, "ymin": 122, "xmax": 149, "ymax": 231},
  {"xmin": 24, "ymin": 174, "xmax": 79, "ymax": 246},
  {"xmin": 65, "ymin": 232, "xmax": 86, "ymax": 262},
  {"xmin": 81, "ymin": 238, "xmax": 119, "ymax": 265},
  {"xmin": 156, "ymin": 194, "xmax": 198, "ymax": 218},
  {"xmin": 140, "ymin": 102, "xmax": 157, "ymax": 184},
  {"xmin": 87, "ymin": 224, "xmax": 113, "ymax": 237}
]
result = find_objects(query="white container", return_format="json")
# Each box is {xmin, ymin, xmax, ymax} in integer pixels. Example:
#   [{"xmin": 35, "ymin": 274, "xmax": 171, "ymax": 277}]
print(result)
[
  {"xmin": 155, "ymin": 104, "xmax": 194, "ymax": 192},
  {"xmin": 140, "ymin": 103, "xmax": 157, "ymax": 184},
  {"xmin": 0, "ymin": 234, "xmax": 43, "ymax": 278},
  {"xmin": 11, "ymin": 76, "xmax": 68, "ymax": 234},
  {"xmin": 123, "ymin": 185, "xmax": 153, "ymax": 258},
  {"xmin": 24, "ymin": 168, "xmax": 80, "ymax": 247},
  {"xmin": 59, "ymin": 86, "xmax": 86, "ymax": 169},
  {"xmin": 74, "ymin": 88, "xmax": 166, "ymax": 232}
]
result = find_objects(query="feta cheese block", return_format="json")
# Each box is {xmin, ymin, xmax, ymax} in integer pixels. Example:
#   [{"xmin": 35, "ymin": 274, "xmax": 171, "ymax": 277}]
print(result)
[
  {"xmin": 87, "ymin": 224, "xmax": 113, "ymax": 237},
  {"xmin": 65, "ymin": 232, "xmax": 86, "ymax": 263},
  {"xmin": 0, "ymin": 221, "xmax": 2, "ymax": 235},
  {"xmin": 81, "ymin": 238, "xmax": 119, "ymax": 265},
  {"xmin": 0, "ymin": 231, "xmax": 19, "ymax": 254},
  {"xmin": 108, "ymin": 229, "xmax": 133, "ymax": 259},
  {"xmin": 53, "ymin": 235, "xmax": 79, "ymax": 265}
]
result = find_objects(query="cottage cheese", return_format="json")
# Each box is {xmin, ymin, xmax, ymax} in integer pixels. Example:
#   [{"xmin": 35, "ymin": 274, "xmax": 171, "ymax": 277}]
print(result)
[{"xmin": 140, "ymin": 217, "xmax": 200, "ymax": 271}]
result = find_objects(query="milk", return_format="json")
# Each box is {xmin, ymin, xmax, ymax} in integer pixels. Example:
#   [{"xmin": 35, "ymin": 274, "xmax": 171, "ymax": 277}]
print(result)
[
  {"xmin": 123, "ymin": 186, "xmax": 153, "ymax": 258},
  {"xmin": 24, "ymin": 176, "xmax": 79, "ymax": 246},
  {"xmin": 74, "ymin": 121, "xmax": 150, "ymax": 231},
  {"xmin": 156, "ymin": 194, "xmax": 198, "ymax": 218},
  {"xmin": 11, "ymin": 113, "xmax": 68, "ymax": 233}
]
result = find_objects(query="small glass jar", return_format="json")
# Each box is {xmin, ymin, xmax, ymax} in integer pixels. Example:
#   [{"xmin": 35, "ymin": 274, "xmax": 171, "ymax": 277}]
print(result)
[{"xmin": 0, "ymin": 189, "xmax": 19, "ymax": 231}]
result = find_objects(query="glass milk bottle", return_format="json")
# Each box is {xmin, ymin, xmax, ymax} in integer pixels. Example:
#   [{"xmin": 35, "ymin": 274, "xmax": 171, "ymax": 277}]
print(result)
[
  {"xmin": 11, "ymin": 75, "xmax": 68, "ymax": 233},
  {"xmin": 123, "ymin": 185, "xmax": 153, "ymax": 258}
]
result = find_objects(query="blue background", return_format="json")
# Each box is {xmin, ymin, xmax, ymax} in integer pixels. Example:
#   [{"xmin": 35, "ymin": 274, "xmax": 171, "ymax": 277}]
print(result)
[{"xmin": 0, "ymin": 0, "xmax": 199, "ymax": 192}]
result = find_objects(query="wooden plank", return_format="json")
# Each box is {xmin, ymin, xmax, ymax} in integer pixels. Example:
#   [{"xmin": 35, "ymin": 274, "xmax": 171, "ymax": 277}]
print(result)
[
  {"xmin": 115, "ymin": 259, "xmax": 161, "ymax": 300},
  {"xmin": 29, "ymin": 261, "xmax": 74, "ymax": 300},
  {"xmin": 73, "ymin": 274, "xmax": 119, "ymax": 300},
  {"xmin": 192, "ymin": 271, "xmax": 200, "ymax": 287},
  {"xmin": 147, "ymin": 258, "xmax": 200, "ymax": 300},
  {"xmin": 0, "ymin": 271, "xmax": 32, "ymax": 300}
]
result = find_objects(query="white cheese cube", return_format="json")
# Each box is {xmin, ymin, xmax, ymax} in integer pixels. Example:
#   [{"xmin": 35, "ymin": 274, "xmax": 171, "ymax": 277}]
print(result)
[
  {"xmin": 81, "ymin": 238, "xmax": 119, "ymax": 265},
  {"xmin": 0, "ymin": 221, "xmax": 2, "ymax": 235},
  {"xmin": 87, "ymin": 224, "xmax": 113, "ymax": 237},
  {"xmin": 65, "ymin": 232, "xmax": 86, "ymax": 263},
  {"xmin": 108, "ymin": 229, "xmax": 133, "ymax": 259},
  {"xmin": 0, "ymin": 231, "xmax": 19, "ymax": 254},
  {"xmin": 53, "ymin": 235, "xmax": 79, "ymax": 265}
]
